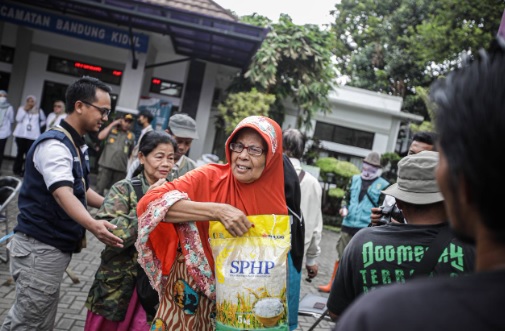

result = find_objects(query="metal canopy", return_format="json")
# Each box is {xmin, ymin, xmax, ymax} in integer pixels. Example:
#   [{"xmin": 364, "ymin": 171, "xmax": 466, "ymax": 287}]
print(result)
[{"xmin": 10, "ymin": 0, "xmax": 269, "ymax": 69}]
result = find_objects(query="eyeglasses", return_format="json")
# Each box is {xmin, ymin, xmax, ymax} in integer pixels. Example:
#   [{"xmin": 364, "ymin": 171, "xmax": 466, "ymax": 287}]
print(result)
[
  {"xmin": 230, "ymin": 143, "xmax": 264, "ymax": 156},
  {"xmin": 80, "ymin": 100, "xmax": 111, "ymax": 118}
]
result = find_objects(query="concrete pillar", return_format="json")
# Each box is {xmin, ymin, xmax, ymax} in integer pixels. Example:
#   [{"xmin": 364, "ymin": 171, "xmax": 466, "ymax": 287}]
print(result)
[
  {"xmin": 188, "ymin": 62, "xmax": 217, "ymax": 160},
  {"xmin": 116, "ymin": 51, "xmax": 147, "ymax": 112},
  {"xmin": 7, "ymin": 27, "xmax": 33, "ymax": 157}
]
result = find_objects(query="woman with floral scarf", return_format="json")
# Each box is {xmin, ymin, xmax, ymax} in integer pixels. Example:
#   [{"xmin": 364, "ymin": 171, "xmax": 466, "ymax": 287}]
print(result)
[{"xmin": 136, "ymin": 116, "xmax": 304, "ymax": 331}]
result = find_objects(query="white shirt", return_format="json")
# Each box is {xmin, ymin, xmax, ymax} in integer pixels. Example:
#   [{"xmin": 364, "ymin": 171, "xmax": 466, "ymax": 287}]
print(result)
[
  {"xmin": 0, "ymin": 105, "xmax": 14, "ymax": 139},
  {"xmin": 33, "ymin": 135, "xmax": 88, "ymax": 191},
  {"xmin": 13, "ymin": 107, "xmax": 47, "ymax": 140},
  {"xmin": 45, "ymin": 112, "xmax": 68, "ymax": 132},
  {"xmin": 289, "ymin": 157, "xmax": 323, "ymax": 266}
]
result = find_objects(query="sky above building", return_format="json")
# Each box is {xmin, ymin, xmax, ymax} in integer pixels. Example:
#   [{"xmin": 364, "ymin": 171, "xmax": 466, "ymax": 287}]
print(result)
[{"xmin": 214, "ymin": 0, "xmax": 337, "ymax": 27}]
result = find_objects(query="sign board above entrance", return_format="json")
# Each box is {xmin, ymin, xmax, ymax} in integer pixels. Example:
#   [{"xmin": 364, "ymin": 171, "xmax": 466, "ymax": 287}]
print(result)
[{"xmin": 0, "ymin": 3, "xmax": 149, "ymax": 53}]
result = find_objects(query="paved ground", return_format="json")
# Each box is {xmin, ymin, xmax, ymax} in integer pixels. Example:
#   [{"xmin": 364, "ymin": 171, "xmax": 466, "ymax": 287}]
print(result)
[{"xmin": 0, "ymin": 158, "xmax": 337, "ymax": 330}]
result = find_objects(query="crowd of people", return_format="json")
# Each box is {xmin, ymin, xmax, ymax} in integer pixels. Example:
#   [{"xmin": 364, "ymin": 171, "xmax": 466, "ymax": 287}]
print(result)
[{"xmin": 0, "ymin": 36, "xmax": 503, "ymax": 331}]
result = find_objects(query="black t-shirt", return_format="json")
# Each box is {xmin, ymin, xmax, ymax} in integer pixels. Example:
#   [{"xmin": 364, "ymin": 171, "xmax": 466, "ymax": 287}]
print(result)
[
  {"xmin": 333, "ymin": 269, "xmax": 505, "ymax": 331},
  {"xmin": 327, "ymin": 223, "xmax": 475, "ymax": 316}
]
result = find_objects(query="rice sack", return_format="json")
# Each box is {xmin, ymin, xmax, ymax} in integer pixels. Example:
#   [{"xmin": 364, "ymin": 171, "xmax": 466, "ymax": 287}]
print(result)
[{"xmin": 210, "ymin": 214, "xmax": 291, "ymax": 330}]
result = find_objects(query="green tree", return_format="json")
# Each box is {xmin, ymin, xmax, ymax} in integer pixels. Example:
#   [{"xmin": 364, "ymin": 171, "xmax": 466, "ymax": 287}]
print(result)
[
  {"xmin": 223, "ymin": 14, "xmax": 336, "ymax": 129},
  {"xmin": 217, "ymin": 88, "xmax": 275, "ymax": 134},
  {"xmin": 331, "ymin": 0, "xmax": 503, "ymax": 119}
]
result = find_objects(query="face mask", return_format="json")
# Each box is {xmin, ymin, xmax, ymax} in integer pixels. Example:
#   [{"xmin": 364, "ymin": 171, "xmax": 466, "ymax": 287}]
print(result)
[
  {"xmin": 361, "ymin": 162, "xmax": 380, "ymax": 180},
  {"xmin": 0, "ymin": 97, "xmax": 6, "ymax": 103}
]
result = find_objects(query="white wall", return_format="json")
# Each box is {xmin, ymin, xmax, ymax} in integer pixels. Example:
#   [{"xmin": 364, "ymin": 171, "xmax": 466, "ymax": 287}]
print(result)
[
  {"xmin": 147, "ymin": 51, "xmax": 190, "ymax": 108},
  {"xmin": 1, "ymin": 22, "xmax": 18, "ymax": 46},
  {"xmin": 32, "ymin": 29, "xmax": 129, "ymax": 62},
  {"xmin": 329, "ymin": 86, "xmax": 403, "ymax": 113},
  {"xmin": 283, "ymin": 85, "xmax": 405, "ymax": 166},
  {"xmin": 117, "ymin": 51, "xmax": 147, "ymax": 110}
]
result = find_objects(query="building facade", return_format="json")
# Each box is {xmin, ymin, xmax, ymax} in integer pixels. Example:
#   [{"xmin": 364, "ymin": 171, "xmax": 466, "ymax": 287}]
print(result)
[
  {"xmin": 0, "ymin": 0, "xmax": 267, "ymax": 160},
  {"xmin": 283, "ymin": 86, "xmax": 423, "ymax": 168},
  {"xmin": 0, "ymin": 0, "xmax": 422, "ymax": 166}
]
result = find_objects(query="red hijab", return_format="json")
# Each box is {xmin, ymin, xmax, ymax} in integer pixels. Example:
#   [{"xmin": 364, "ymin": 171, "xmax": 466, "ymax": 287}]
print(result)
[{"xmin": 136, "ymin": 116, "xmax": 287, "ymax": 297}]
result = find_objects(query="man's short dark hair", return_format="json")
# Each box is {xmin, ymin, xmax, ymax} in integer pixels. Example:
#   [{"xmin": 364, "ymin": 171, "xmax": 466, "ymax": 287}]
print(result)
[
  {"xmin": 139, "ymin": 109, "xmax": 154, "ymax": 123},
  {"xmin": 430, "ymin": 37, "xmax": 505, "ymax": 237},
  {"xmin": 412, "ymin": 131, "xmax": 438, "ymax": 150},
  {"xmin": 283, "ymin": 128, "xmax": 306, "ymax": 159},
  {"xmin": 65, "ymin": 76, "xmax": 111, "ymax": 114}
]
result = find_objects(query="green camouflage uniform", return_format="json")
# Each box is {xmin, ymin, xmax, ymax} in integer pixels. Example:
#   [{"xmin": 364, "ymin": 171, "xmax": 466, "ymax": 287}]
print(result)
[
  {"xmin": 85, "ymin": 172, "xmax": 149, "ymax": 322},
  {"xmin": 95, "ymin": 128, "xmax": 135, "ymax": 195}
]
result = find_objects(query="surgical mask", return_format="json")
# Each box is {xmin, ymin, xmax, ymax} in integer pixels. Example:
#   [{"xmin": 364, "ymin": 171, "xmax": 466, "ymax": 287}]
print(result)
[
  {"xmin": 0, "ymin": 97, "xmax": 6, "ymax": 104},
  {"xmin": 361, "ymin": 162, "xmax": 380, "ymax": 180}
]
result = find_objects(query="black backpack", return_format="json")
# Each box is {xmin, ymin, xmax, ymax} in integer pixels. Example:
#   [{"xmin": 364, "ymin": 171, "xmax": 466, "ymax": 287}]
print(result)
[{"xmin": 131, "ymin": 178, "xmax": 159, "ymax": 318}]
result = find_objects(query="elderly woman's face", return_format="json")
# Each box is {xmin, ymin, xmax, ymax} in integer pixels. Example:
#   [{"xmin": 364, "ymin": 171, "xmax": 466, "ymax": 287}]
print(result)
[
  {"xmin": 231, "ymin": 129, "xmax": 267, "ymax": 184},
  {"xmin": 139, "ymin": 143, "xmax": 175, "ymax": 185}
]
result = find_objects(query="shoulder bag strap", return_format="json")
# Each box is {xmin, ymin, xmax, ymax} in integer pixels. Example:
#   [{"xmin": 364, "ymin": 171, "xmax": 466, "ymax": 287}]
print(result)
[
  {"xmin": 365, "ymin": 191, "xmax": 379, "ymax": 208},
  {"xmin": 52, "ymin": 127, "xmax": 81, "ymax": 164},
  {"xmin": 52, "ymin": 127, "xmax": 85, "ymax": 202},
  {"xmin": 412, "ymin": 225, "xmax": 452, "ymax": 277},
  {"xmin": 131, "ymin": 178, "xmax": 145, "ymax": 201},
  {"xmin": 298, "ymin": 169, "xmax": 306, "ymax": 182}
]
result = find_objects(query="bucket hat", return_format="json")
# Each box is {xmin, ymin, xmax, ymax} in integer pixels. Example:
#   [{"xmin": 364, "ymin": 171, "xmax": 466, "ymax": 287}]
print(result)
[
  {"xmin": 381, "ymin": 151, "xmax": 443, "ymax": 205},
  {"xmin": 168, "ymin": 113, "xmax": 199, "ymax": 139},
  {"xmin": 363, "ymin": 152, "xmax": 381, "ymax": 167}
]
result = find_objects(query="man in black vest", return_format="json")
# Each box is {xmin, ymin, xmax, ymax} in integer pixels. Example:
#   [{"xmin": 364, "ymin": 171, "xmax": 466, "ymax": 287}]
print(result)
[{"xmin": 1, "ymin": 76, "xmax": 123, "ymax": 331}]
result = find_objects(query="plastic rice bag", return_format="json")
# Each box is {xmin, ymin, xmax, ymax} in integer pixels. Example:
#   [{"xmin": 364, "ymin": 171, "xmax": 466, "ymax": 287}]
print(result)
[{"xmin": 210, "ymin": 214, "xmax": 291, "ymax": 330}]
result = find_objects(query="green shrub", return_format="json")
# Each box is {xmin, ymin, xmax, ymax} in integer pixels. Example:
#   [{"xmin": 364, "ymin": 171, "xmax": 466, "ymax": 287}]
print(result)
[
  {"xmin": 381, "ymin": 152, "xmax": 401, "ymax": 184},
  {"xmin": 328, "ymin": 187, "xmax": 345, "ymax": 199},
  {"xmin": 381, "ymin": 152, "xmax": 401, "ymax": 166},
  {"xmin": 315, "ymin": 157, "xmax": 360, "ymax": 183}
]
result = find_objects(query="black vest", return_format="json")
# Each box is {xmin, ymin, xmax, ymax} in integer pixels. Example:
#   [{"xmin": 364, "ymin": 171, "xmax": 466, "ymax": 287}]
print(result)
[{"xmin": 15, "ymin": 129, "xmax": 90, "ymax": 252}]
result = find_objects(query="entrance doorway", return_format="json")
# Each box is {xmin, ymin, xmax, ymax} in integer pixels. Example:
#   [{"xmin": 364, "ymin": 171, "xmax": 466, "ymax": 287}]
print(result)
[
  {"xmin": 41, "ymin": 81, "xmax": 67, "ymax": 116},
  {"xmin": 40, "ymin": 80, "xmax": 119, "ymax": 172},
  {"xmin": 40, "ymin": 80, "xmax": 119, "ymax": 116},
  {"xmin": 0, "ymin": 71, "xmax": 10, "ymax": 91}
]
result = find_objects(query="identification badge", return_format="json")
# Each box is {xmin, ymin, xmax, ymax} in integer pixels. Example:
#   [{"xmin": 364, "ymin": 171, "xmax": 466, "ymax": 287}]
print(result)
[{"xmin": 26, "ymin": 124, "xmax": 32, "ymax": 131}]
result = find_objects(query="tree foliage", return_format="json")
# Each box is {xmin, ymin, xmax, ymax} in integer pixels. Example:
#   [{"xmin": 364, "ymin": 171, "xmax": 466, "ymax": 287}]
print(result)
[
  {"xmin": 217, "ymin": 88, "xmax": 275, "ymax": 134},
  {"xmin": 222, "ymin": 14, "xmax": 336, "ymax": 129},
  {"xmin": 315, "ymin": 157, "xmax": 360, "ymax": 181},
  {"xmin": 331, "ymin": 0, "xmax": 504, "ymax": 119}
]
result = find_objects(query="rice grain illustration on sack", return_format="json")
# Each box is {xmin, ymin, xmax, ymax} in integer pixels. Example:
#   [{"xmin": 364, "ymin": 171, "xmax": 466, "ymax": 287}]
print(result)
[{"xmin": 210, "ymin": 215, "xmax": 291, "ymax": 330}]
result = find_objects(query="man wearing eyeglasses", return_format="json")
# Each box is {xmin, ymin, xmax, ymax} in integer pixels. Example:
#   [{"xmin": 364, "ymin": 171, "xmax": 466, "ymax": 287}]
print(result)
[
  {"xmin": 94, "ymin": 113, "xmax": 135, "ymax": 196},
  {"xmin": 2, "ymin": 76, "xmax": 124, "ymax": 331}
]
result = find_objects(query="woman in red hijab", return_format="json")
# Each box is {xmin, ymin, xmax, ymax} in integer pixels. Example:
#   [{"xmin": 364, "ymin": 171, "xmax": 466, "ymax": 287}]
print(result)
[{"xmin": 135, "ymin": 116, "xmax": 291, "ymax": 330}]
